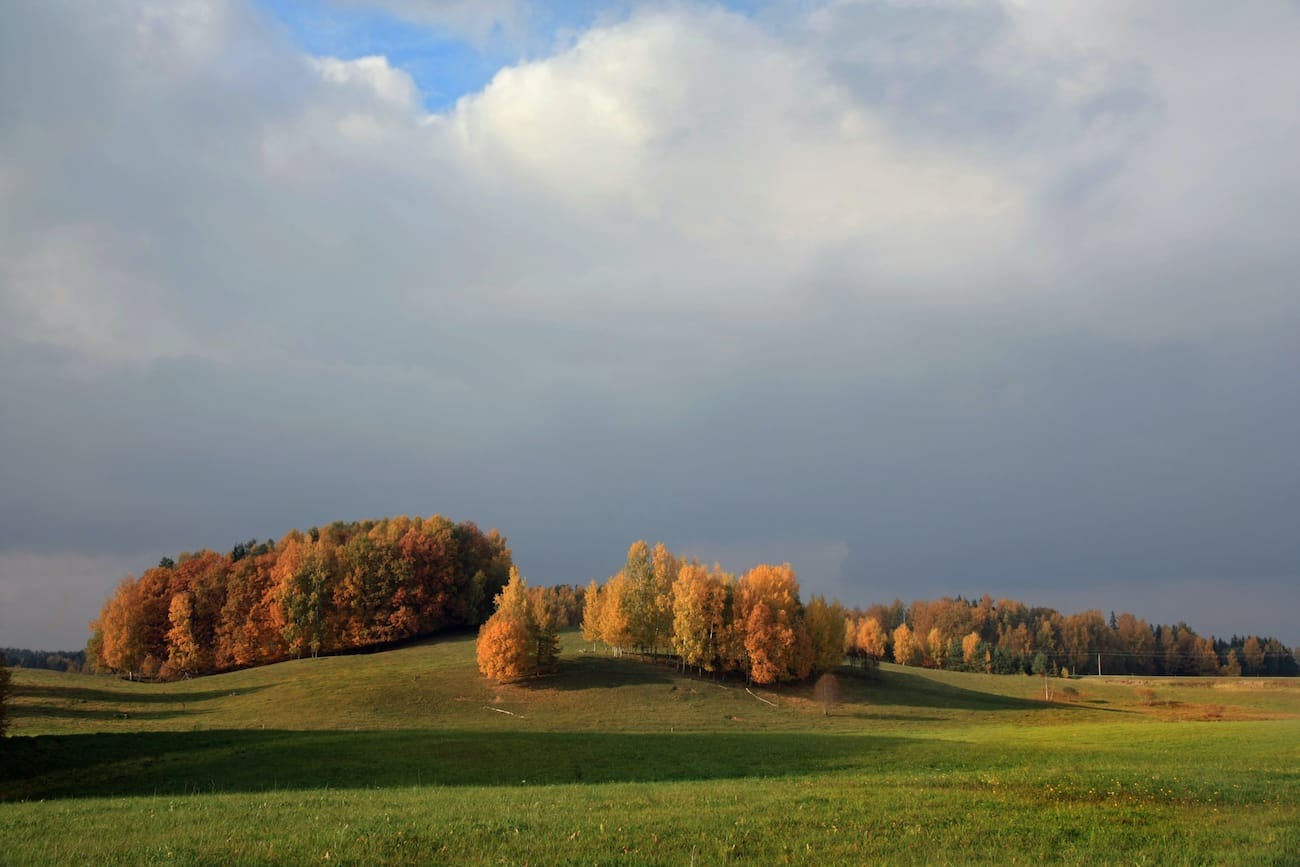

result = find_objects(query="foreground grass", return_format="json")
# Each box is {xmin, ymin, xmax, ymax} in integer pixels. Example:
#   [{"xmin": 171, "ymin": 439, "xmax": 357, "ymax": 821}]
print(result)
[{"xmin": 2, "ymin": 634, "xmax": 1298, "ymax": 864}]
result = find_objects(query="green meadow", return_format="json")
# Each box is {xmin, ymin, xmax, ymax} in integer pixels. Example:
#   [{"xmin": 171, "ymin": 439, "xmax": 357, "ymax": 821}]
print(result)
[{"xmin": 3, "ymin": 632, "xmax": 1298, "ymax": 864}]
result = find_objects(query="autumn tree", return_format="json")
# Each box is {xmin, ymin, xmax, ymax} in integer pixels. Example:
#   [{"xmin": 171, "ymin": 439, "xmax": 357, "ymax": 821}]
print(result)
[
  {"xmin": 805, "ymin": 596, "xmax": 847, "ymax": 674},
  {"xmin": 1242, "ymin": 636, "xmax": 1265, "ymax": 674},
  {"xmin": 165, "ymin": 592, "xmax": 205, "ymax": 677},
  {"xmin": 528, "ymin": 585, "xmax": 561, "ymax": 673},
  {"xmin": 596, "ymin": 573, "xmax": 633, "ymax": 654},
  {"xmin": 892, "ymin": 623, "xmax": 922, "ymax": 666},
  {"xmin": 813, "ymin": 672, "xmax": 840, "ymax": 716},
  {"xmin": 476, "ymin": 617, "xmax": 534, "ymax": 682},
  {"xmin": 476, "ymin": 568, "xmax": 557, "ymax": 682},
  {"xmin": 671, "ymin": 561, "xmax": 717, "ymax": 673},
  {"xmin": 735, "ymin": 563, "xmax": 812, "ymax": 684},
  {"xmin": 1221, "ymin": 648, "xmax": 1243, "ymax": 677},
  {"xmin": 926, "ymin": 627, "xmax": 948, "ymax": 669},
  {"xmin": 855, "ymin": 617, "xmax": 888, "ymax": 661},
  {"xmin": 581, "ymin": 579, "xmax": 603, "ymax": 647},
  {"xmin": 956, "ymin": 630, "xmax": 977, "ymax": 667},
  {"xmin": 274, "ymin": 538, "xmax": 334, "ymax": 658}
]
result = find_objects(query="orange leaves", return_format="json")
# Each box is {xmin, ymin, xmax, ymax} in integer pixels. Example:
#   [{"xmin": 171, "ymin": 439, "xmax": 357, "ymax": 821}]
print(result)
[
  {"xmin": 476, "ymin": 616, "xmax": 534, "ymax": 683},
  {"xmin": 87, "ymin": 515, "xmax": 514, "ymax": 679},
  {"xmin": 475, "ymin": 569, "xmax": 562, "ymax": 682}
]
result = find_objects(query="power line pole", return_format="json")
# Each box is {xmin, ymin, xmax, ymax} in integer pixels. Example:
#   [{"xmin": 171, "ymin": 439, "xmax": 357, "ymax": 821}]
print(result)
[{"xmin": 1098, "ymin": 652, "xmax": 1102, "ymax": 677}]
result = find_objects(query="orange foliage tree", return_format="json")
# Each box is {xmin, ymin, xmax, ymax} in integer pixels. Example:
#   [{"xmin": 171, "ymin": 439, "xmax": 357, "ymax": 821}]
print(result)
[{"xmin": 88, "ymin": 515, "xmax": 513, "ymax": 679}]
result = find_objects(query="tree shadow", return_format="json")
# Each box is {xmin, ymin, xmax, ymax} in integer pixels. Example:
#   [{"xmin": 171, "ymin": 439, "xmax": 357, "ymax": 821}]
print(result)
[
  {"xmin": 521, "ymin": 654, "xmax": 675, "ymax": 691},
  {"xmin": 871, "ymin": 668, "xmax": 1126, "ymax": 713},
  {"xmin": 14, "ymin": 683, "xmax": 271, "ymax": 705},
  {"xmin": 9, "ymin": 705, "xmax": 190, "ymax": 723},
  {"xmin": 0, "ymin": 729, "xmax": 916, "ymax": 801}
]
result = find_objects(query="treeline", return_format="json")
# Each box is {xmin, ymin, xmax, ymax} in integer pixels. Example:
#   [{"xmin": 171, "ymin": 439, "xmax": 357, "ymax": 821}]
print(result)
[
  {"xmin": 508, "ymin": 540, "xmax": 1298, "ymax": 685},
  {"xmin": 574, "ymin": 541, "xmax": 848, "ymax": 685},
  {"xmin": 88, "ymin": 515, "xmax": 513, "ymax": 680},
  {"xmin": 2, "ymin": 648, "xmax": 88, "ymax": 673},
  {"xmin": 846, "ymin": 596, "xmax": 1298, "ymax": 677}
]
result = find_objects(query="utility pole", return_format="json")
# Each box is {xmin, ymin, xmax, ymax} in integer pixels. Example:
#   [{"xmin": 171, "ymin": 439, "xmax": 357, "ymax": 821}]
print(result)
[{"xmin": 1098, "ymin": 652, "xmax": 1102, "ymax": 677}]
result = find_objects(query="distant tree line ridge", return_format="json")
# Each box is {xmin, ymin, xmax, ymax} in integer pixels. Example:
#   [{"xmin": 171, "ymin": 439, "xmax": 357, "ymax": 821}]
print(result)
[
  {"xmin": 479, "ymin": 540, "xmax": 1297, "ymax": 683},
  {"xmin": 87, "ymin": 515, "xmax": 514, "ymax": 680},
  {"xmin": 851, "ymin": 596, "xmax": 1297, "ymax": 677},
  {"xmin": 2, "ymin": 648, "xmax": 88, "ymax": 673}
]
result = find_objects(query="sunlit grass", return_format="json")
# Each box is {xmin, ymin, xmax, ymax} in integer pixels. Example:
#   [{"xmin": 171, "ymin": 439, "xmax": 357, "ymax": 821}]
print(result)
[{"xmin": 2, "ymin": 632, "xmax": 1297, "ymax": 864}]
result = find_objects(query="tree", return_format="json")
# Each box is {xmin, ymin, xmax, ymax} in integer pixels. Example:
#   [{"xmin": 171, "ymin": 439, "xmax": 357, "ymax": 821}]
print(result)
[
  {"xmin": 962, "ymin": 631, "xmax": 983, "ymax": 668},
  {"xmin": 926, "ymin": 627, "xmax": 948, "ymax": 669},
  {"xmin": 529, "ymin": 586, "xmax": 561, "ymax": 673},
  {"xmin": 597, "ymin": 573, "xmax": 633, "ymax": 654},
  {"xmin": 1221, "ymin": 648, "xmax": 1243, "ymax": 677},
  {"xmin": 892, "ymin": 623, "xmax": 922, "ymax": 666},
  {"xmin": 165, "ymin": 592, "xmax": 206, "ymax": 676},
  {"xmin": 805, "ymin": 596, "xmax": 846, "ymax": 674},
  {"xmin": 813, "ymin": 673, "xmax": 840, "ymax": 716},
  {"xmin": 476, "ymin": 617, "xmax": 533, "ymax": 682},
  {"xmin": 735, "ymin": 564, "xmax": 812, "ymax": 684},
  {"xmin": 855, "ymin": 617, "xmax": 887, "ymax": 661},
  {"xmin": 1242, "ymin": 636, "xmax": 1265, "ymax": 674},
  {"xmin": 580, "ymin": 579, "xmax": 603, "ymax": 647},
  {"xmin": 476, "ymin": 568, "xmax": 554, "ymax": 682},
  {"xmin": 672, "ymin": 562, "xmax": 717, "ymax": 673}
]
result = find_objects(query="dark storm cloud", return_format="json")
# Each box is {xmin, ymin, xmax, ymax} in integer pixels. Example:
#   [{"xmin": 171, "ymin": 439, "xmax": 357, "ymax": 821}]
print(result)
[{"xmin": 2, "ymin": 0, "xmax": 1299, "ymax": 649}]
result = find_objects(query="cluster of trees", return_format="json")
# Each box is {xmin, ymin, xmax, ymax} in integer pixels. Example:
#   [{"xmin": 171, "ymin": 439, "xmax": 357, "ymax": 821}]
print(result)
[
  {"xmin": 843, "ymin": 596, "xmax": 1298, "ymax": 677},
  {"xmin": 2, "ymin": 649, "xmax": 88, "ymax": 674},
  {"xmin": 477, "ymin": 541, "xmax": 1297, "ymax": 685},
  {"xmin": 475, "ymin": 569, "xmax": 565, "ymax": 682},
  {"xmin": 574, "ymin": 541, "xmax": 847, "ymax": 685},
  {"xmin": 88, "ymin": 515, "xmax": 514, "ymax": 680}
]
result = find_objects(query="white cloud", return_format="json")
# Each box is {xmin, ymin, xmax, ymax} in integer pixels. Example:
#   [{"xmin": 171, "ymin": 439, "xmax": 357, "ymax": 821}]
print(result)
[
  {"xmin": 313, "ymin": 55, "xmax": 420, "ymax": 108},
  {"xmin": 2, "ymin": 0, "xmax": 1300, "ymax": 647}
]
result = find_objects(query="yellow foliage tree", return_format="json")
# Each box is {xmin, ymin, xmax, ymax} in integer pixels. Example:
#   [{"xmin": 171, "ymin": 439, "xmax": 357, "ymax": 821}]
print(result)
[
  {"xmin": 892, "ymin": 623, "xmax": 922, "ymax": 666},
  {"xmin": 805, "ymin": 596, "xmax": 846, "ymax": 674},
  {"xmin": 927, "ymin": 627, "xmax": 947, "ymax": 669},
  {"xmin": 597, "ymin": 572, "xmax": 633, "ymax": 654},
  {"xmin": 736, "ymin": 564, "xmax": 812, "ymax": 684},
  {"xmin": 856, "ymin": 617, "xmax": 887, "ymax": 660},
  {"xmin": 580, "ymin": 578, "xmax": 603, "ymax": 645}
]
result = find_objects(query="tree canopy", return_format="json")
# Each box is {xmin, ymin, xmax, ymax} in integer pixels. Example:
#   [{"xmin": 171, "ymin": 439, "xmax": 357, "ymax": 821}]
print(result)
[{"xmin": 88, "ymin": 515, "xmax": 513, "ymax": 679}]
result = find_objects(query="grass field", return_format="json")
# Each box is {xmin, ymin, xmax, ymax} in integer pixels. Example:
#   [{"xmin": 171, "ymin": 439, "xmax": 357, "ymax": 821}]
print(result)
[{"xmin": 2, "ymin": 633, "xmax": 1298, "ymax": 864}]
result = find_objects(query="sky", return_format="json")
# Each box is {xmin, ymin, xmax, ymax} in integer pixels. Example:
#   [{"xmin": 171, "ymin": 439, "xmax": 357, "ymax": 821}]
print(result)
[{"xmin": 2, "ymin": 0, "xmax": 1299, "ymax": 652}]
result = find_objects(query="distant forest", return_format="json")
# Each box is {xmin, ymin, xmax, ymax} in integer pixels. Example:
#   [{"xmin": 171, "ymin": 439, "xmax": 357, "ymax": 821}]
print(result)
[
  {"xmin": 847, "ymin": 597, "xmax": 1297, "ymax": 678},
  {"xmin": 2, "ymin": 648, "xmax": 88, "ymax": 673},
  {"xmin": 88, "ymin": 515, "xmax": 513, "ymax": 680}
]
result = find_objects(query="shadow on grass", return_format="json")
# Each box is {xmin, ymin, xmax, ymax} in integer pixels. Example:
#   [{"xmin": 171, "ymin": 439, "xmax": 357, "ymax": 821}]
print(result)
[
  {"xmin": 14, "ymin": 683, "xmax": 272, "ymax": 705},
  {"xmin": 523, "ymin": 654, "xmax": 675, "ymax": 691},
  {"xmin": 0, "ymin": 729, "xmax": 916, "ymax": 801},
  {"xmin": 872, "ymin": 668, "xmax": 1127, "ymax": 714},
  {"xmin": 9, "ymin": 705, "xmax": 190, "ymax": 723}
]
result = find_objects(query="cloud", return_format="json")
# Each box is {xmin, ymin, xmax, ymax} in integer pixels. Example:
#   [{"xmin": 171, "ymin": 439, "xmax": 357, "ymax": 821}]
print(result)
[{"xmin": 2, "ymin": 0, "xmax": 1299, "ymax": 649}]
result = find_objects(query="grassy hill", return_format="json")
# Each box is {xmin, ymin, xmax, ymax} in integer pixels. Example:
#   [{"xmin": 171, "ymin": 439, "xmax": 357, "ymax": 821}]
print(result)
[{"xmin": 3, "ymin": 632, "xmax": 1298, "ymax": 863}]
